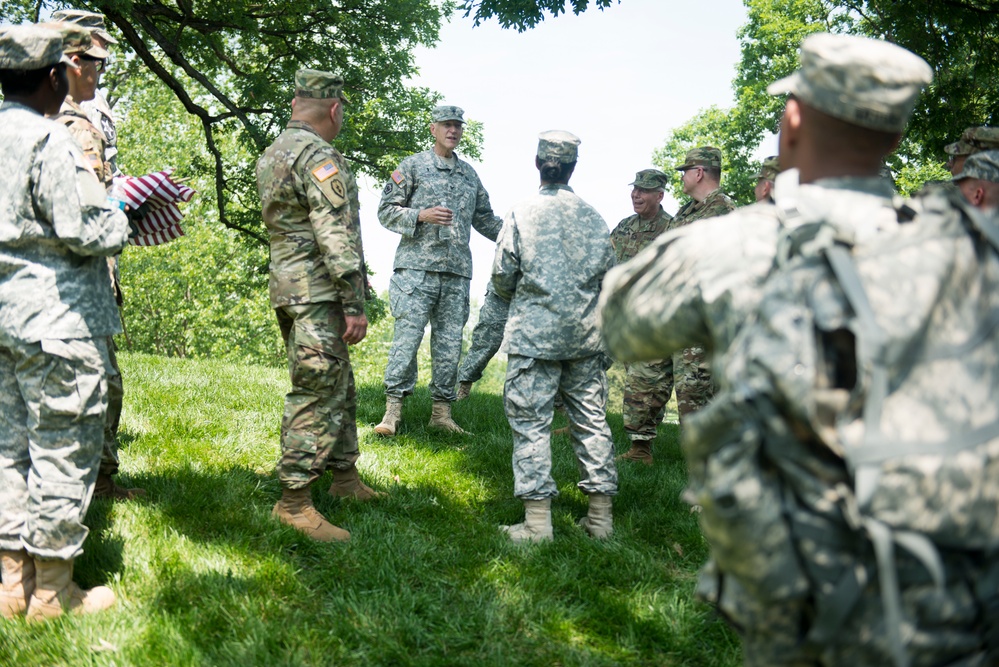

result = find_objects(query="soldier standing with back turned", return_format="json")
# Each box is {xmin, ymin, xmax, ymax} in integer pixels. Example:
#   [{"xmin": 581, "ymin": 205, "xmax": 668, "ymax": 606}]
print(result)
[{"xmin": 256, "ymin": 69, "xmax": 381, "ymax": 544}]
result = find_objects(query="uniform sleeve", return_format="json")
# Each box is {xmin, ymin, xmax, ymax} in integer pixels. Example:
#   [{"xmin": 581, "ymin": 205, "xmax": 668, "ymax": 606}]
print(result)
[
  {"xmin": 600, "ymin": 211, "xmax": 778, "ymax": 362},
  {"xmin": 470, "ymin": 176, "xmax": 503, "ymax": 242},
  {"xmin": 377, "ymin": 160, "xmax": 420, "ymax": 237},
  {"xmin": 490, "ymin": 216, "xmax": 519, "ymax": 302},
  {"xmin": 34, "ymin": 132, "xmax": 128, "ymax": 257},
  {"xmin": 63, "ymin": 116, "xmax": 110, "ymax": 189},
  {"xmin": 301, "ymin": 149, "xmax": 365, "ymax": 314}
]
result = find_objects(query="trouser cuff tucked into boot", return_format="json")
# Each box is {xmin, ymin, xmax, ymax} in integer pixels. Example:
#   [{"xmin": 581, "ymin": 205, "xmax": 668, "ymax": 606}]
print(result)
[
  {"xmin": 428, "ymin": 401, "xmax": 470, "ymax": 435},
  {"xmin": 501, "ymin": 498, "xmax": 553, "ymax": 542}
]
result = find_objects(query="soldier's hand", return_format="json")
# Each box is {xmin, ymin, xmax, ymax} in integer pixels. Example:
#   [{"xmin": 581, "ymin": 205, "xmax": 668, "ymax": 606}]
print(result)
[
  {"xmin": 418, "ymin": 206, "xmax": 453, "ymax": 226},
  {"xmin": 343, "ymin": 313, "xmax": 368, "ymax": 345}
]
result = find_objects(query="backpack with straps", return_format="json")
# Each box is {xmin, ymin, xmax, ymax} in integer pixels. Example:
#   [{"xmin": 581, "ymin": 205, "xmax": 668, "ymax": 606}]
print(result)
[{"xmin": 684, "ymin": 176, "xmax": 999, "ymax": 666}]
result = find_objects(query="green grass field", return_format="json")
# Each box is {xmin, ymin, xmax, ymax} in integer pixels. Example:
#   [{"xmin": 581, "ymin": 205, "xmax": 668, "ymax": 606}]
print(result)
[{"xmin": 0, "ymin": 321, "xmax": 741, "ymax": 666}]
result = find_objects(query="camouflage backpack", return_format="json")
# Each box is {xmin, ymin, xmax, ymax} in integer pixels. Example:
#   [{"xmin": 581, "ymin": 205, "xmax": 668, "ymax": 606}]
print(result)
[{"xmin": 684, "ymin": 177, "xmax": 999, "ymax": 666}]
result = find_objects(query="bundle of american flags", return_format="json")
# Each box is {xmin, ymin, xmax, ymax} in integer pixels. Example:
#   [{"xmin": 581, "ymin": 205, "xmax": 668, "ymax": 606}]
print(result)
[{"xmin": 112, "ymin": 168, "xmax": 196, "ymax": 247}]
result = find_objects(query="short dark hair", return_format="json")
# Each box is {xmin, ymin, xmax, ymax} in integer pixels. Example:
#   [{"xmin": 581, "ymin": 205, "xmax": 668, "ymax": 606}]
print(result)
[{"xmin": 0, "ymin": 64, "xmax": 56, "ymax": 97}]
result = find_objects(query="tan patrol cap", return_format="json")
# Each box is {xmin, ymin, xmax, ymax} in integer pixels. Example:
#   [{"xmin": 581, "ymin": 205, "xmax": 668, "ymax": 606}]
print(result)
[
  {"xmin": 38, "ymin": 21, "xmax": 109, "ymax": 59},
  {"xmin": 50, "ymin": 9, "xmax": 118, "ymax": 45},
  {"xmin": 944, "ymin": 127, "xmax": 999, "ymax": 157},
  {"xmin": 767, "ymin": 32, "xmax": 932, "ymax": 133},
  {"xmin": 537, "ymin": 130, "xmax": 580, "ymax": 164},
  {"xmin": 0, "ymin": 24, "xmax": 75, "ymax": 70}
]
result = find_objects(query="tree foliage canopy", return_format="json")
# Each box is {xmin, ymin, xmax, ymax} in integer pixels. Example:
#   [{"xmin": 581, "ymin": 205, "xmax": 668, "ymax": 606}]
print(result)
[
  {"xmin": 2, "ymin": 0, "xmax": 468, "ymax": 243},
  {"xmin": 656, "ymin": 0, "xmax": 997, "ymax": 204},
  {"xmin": 458, "ymin": 0, "xmax": 618, "ymax": 31}
]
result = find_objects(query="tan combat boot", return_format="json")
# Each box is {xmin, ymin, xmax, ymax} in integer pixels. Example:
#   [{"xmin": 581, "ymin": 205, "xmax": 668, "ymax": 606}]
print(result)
[
  {"xmin": 94, "ymin": 472, "xmax": 147, "ymax": 500},
  {"xmin": 26, "ymin": 558, "xmax": 115, "ymax": 621},
  {"xmin": 616, "ymin": 440, "xmax": 653, "ymax": 466},
  {"xmin": 501, "ymin": 499, "xmax": 553, "ymax": 543},
  {"xmin": 455, "ymin": 381, "xmax": 473, "ymax": 401},
  {"xmin": 272, "ymin": 487, "xmax": 350, "ymax": 542},
  {"xmin": 373, "ymin": 397, "xmax": 403, "ymax": 436},
  {"xmin": 328, "ymin": 466, "xmax": 385, "ymax": 501},
  {"xmin": 578, "ymin": 494, "xmax": 613, "ymax": 539},
  {"xmin": 1, "ymin": 550, "xmax": 35, "ymax": 618},
  {"xmin": 428, "ymin": 400, "xmax": 470, "ymax": 434}
]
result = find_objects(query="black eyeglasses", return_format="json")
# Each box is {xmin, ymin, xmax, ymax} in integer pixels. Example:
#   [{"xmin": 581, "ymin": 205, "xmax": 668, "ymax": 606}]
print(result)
[{"xmin": 80, "ymin": 55, "xmax": 106, "ymax": 73}]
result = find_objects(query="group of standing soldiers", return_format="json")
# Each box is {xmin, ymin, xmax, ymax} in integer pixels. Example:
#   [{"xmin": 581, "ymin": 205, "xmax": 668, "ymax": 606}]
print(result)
[{"xmin": 2, "ymin": 13, "xmax": 997, "ymax": 665}]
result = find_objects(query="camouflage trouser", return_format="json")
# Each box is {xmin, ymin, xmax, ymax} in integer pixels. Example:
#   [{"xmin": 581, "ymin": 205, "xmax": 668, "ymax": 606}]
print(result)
[
  {"xmin": 100, "ymin": 335, "xmax": 122, "ymax": 476},
  {"xmin": 457, "ymin": 288, "xmax": 509, "ymax": 384},
  {"xmin": 675, "ymin": 346, "xmax": 714, "ymax": 424},
  {"xmin": 276, "ymin": 303, "xmax": 359, "ymax": 490},
  {"xmin": 384, "ymin": 269, "xmax": 470, "ymax": 402},
  {"xmin": 622, "ymin": 357, "xmax": 673, "ymax": 442},
  {"xmin": 0, "ymin": 337, "xmax": 110, "ymax": 560},
  {"xmin": 504, "ymin": 354, "xmax": 617, "ymax": 499}
]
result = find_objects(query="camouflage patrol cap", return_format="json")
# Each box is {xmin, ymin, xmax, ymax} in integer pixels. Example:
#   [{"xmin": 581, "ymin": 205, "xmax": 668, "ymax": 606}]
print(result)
[
  {"xmin": 755, "ymin": 155, "xmax": 780, "ymax": 180},
  {"xmin": 432, "ymin": 105, "xmax": 465, "ymax": 123},
  {"xmin": 767, "ymin": 32, "xmax": 932, "ymax": 133},
  {"xmin": 50, "ymin": 9, "xmax": 119, "ymax": 45},
  {"xmin": 537, "ymin": 130, "xmax": 581, "ymax": 164},
  {"xmin": 944, "ymin": 126, "xmax": 999, "ymax": 156},
  {"xmin": 952, "ymin": 150, "xmax": 999, "ymax": 184},
  {"xmin": 38, "ymin": 22, "xmax": 108, "ymax": 59},
  {"xmin": 630, "ymin": 168, "xmax": 669, "ymax": 191},
  {"xmin": 294, "ymin": 68, "xmax": 345, "ymax": 100},
  {"xmin": 0, "ymin": 24, "xmax": 75, "ymax": 70},
  {"xmin": 675, "ymin": 146, "xmax": 722, "ymax": 171}
]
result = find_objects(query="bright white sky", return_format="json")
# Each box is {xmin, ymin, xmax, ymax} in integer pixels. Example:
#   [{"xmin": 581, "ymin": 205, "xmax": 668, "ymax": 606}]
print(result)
[{"xmin": 358, "ymin": 0, "xmax": 762, "ymax": 300}]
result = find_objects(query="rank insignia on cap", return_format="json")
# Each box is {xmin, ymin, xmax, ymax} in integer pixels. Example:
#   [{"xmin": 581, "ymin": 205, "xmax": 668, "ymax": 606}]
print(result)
[
  {"xmin": 391, "ymin": 170, "xmax": 405, "ymax": 185},
  {"xmin": 312, "ymin": 160, "xmax": 339, "ymax": 183}
]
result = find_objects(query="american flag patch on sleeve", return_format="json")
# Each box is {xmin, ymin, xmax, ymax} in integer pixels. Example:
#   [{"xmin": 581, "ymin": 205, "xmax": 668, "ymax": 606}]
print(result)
[
  {"xmin": 391, "ymin": 170, "xmax": 405, "ymax": 185},
  {"xmin": 312, "ymin": 160, "xmax": 339, "ymax": 182}
]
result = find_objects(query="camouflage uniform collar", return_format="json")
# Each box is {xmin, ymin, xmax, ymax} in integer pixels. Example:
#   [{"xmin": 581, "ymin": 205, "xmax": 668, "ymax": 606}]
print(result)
[
  {"xmin": 430, "ymin": 149, "xmax": 463, "ymax": 171},
  {"xmin": 637, "ymin": 205, "xmax": 668, "ymax": 225},
  {"xmin": 59, "ymin": 96, "xmax": 87, "ymax": 118},
  {"xmin": 0, "ymin": 100, "xmax": 41, "ymax": 116},
  {"xmin": 693, "ymin": 187, "xmax": 724, "ymax": 207},
  {"xmin": 286, "ymin": 119, "xmax": 322, "ymax": 138},
  {"xmin": 539, "ymin": 183, "xmax": 574, "ymax": 194},
  {"xmin": 810, "ymin": 175, "xmax": 896, "ymax": 198}
]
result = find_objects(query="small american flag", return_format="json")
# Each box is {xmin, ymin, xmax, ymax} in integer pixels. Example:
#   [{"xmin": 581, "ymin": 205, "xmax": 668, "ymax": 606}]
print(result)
[{"xmin": 114, "ymin": 169, "xmax": 196, "ymax": 247}]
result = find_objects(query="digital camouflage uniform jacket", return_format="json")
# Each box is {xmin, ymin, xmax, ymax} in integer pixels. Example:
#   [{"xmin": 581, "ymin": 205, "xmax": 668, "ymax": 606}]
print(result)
[
  {"xmin": 378, "ymin": 149, "xmax": 502, "ymax": 278},
  {"xmin": 257, "ymin": 120, "xmax": 366, "ymax": 316},
  {"xmin": 669, "ymin": 187, "xmax": 736, "ymax": 231},
  {"xmin": 0, "ymin": 101, "xmax": 129, "ymax": 345},
  {"xmin": 601, "ymin": 175, "xmax": 900, "ymax": 361},
  {"xmin": 493, "ymin": 184, "xmax": 614, "ymax": 360},
  {"xmin": 610, "ymin": 205, "xmax": 673, "ymax": 264}
]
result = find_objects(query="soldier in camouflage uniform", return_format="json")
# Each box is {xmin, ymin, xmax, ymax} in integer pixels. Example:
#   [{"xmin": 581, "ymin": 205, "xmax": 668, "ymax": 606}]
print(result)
[
  {"xmin": 47, "ymin": 19, "xmax": 143, "ymax": 501},
  {"xmin": 375, "ymin": 105, "xmax": 503, "ymax": 436},
  {"xmin": 494, "ymin": 131, "xmax": 617, "ymax": 542},
  {"xmin": 669, "ymin": 146, "xmax": 735, "ymax": 423},
  {"xmin": 609, "ymin": 169, "xmax": 675, "ymax": 466},
  {"xmin": 599, "ymin": 33, "xmax": 972, "ymax": 666},
  {"xmin": 51, "ymin": 10, "xmax": 122, "ymax": 180},
  {"xmin": 753, "ymin": 155, "xmax": 780, "ymax": 203},
  {"xmin": 952, "ymin": 150, "xmax": 999, "ymax": 212},
  {"xmin": 943, "ymin": 126, "xmax": 999, "ymax": 176},
  {"xmin": 256, "ymin": 69, "xmax": 381, "ymax": 544},
  {"xmin": 0, "ymin": 25, "xmax": 128, "ymax": 620}
]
